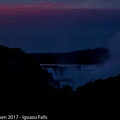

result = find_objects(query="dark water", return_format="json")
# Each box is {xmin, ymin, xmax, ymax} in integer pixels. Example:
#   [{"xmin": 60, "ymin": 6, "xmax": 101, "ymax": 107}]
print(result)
[{"xmin": 41, "ymin": 64, "xmax": 103, "ymax": 89}]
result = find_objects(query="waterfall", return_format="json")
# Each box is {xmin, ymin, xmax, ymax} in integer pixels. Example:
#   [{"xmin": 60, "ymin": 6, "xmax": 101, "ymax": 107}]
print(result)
[{"xmin": 41, "ymin": 64, "xmax": 100, "ymax": 89}]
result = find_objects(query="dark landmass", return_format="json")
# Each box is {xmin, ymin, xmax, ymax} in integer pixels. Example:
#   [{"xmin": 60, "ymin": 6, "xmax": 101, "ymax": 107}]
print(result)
[
  {"xmin": 30, "ymin": 47, "xmax": 110, "ymax": 64},
  {"xmin": 0, "ymin": 45, "xmax": 120, "ymax": 119}
]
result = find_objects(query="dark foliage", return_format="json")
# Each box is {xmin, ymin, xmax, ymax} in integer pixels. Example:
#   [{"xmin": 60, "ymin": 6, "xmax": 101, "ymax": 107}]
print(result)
[
  {"xmin": 0, "ymin": 45, "xmax": 54, "ymax": 111},
  {"xmin": 0, "ymin": 45, "xmax": 120, "ymax": 119},
  {"xmin": 47, "ymin": 75, "xmax": 120, "ymax": 119},
  {"xmin": 31, "ymin": 47, "xmax": 110, "ymax": 64}
]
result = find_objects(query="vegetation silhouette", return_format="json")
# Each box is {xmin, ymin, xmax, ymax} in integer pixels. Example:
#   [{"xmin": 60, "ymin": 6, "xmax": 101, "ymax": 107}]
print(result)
[
  {"xmin": 0, "ymin": 45, "xmax": 120, "ymax": 119},
  {"xmin": 31, "ymin": 47, "xmax": 110, "ymax": 64},
  {"xmin": 0, "ymin": 45, "xmax": 55, "ymax": 113}
]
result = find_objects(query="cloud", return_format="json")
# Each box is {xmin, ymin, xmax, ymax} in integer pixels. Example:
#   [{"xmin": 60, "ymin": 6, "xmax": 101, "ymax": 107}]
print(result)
[
  {"xmin": 91, "ymin": 31, "xmax": 120, "ymax": 80},
  {"xmin": 107, "ymin": 31, "xmax": 120, "ymax": 63},
  {"xmin": 41, "ymin": 0, "xmax": 120, "ymax": 4},
  {"xmin": 0, "ymin": 0, "xmax": 120, "ymax": 8},
  {"xmin": 0, "ymin": 0, "xmax": 40, "ymax": 4},
  {"xmin": 39, "ymin": 0, "xmax": 120, "ymax": 8},
  {"xmin": 72, "ymin": 31, "xmax": 120, "ymax": 88}
]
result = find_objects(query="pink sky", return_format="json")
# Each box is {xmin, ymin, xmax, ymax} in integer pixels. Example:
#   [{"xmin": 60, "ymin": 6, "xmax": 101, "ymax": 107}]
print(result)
[
  {"xmin": 0, "ymin": 3, "xmax": 97, "ymax": 16},
  {"xmin": 0, "ymin": 4, "xmax": 120, "ymax": 25},
  {"xmin": 0, "ymin": 3, "xmax": 120, "ymax": 53},
  {"xmin": 0, "ymin": 3, "xmax": 120, "ymax": 18}
]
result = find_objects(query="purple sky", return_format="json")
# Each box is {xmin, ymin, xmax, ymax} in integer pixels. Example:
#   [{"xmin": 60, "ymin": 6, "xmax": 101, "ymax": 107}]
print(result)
[
  {"xmin": 0, "ymin": 0, "xmax": 120, "ymax": 8},
  {"xmin": 0, "ymin": 1, "xmax": 120, "ymax": 53}
]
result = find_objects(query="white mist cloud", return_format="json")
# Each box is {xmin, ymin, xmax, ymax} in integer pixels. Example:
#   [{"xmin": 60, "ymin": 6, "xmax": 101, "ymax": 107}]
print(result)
[
  {"xmin": 40, "ymin": 31, "xmax": 120, "ymax": 89},
  {"xmin": 74, "ymin": 31, "xmax": 120, "ymax": 89},
  {"xmin": 91, "ymin": 31, "xmax": 120, "ymax": 80},
  {"xmin": 108, "ymin": 31, "xmax": 120, "ymax": 62}
]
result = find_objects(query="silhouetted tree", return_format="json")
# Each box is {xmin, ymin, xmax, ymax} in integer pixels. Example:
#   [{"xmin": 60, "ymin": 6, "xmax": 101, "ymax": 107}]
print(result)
[
  {"xmin": 31, "ymin": 47, "xmax": 110, "ymax": 64},
  {"xmin": 1, "ymin": 45, "xmax": 120, "ymax": 119},
  {"xmin": 0, "ymin": 45, "xmax": 55, "ymax": 110}
]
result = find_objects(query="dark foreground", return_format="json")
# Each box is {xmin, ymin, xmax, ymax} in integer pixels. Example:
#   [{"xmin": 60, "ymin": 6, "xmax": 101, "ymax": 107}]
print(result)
[
  {"xmin": 0, "ymin": 45, "xmax": 120, "ymax": 119},
  {"xmin": 1, "ymin": 75, "xmax": 120, "ymax": 119}
]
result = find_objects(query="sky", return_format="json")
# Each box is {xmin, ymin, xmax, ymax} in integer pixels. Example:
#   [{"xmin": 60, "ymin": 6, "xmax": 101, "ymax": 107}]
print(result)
[
  {"xmin": 0, "ymin": 0, "xmax": 120, "ymax": 8},
  {"xmin": 0, "ymin": 0, "xmax": 120, "ymax": 53}
]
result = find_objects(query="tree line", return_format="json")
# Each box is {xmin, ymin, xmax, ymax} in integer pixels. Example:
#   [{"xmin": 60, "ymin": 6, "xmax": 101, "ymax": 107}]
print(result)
[
  {"xmin": 0, "ymin": 45, "xmax": 119, "ymax": 119},
  {"xmin": 31, "ymin": 47, "xmax": 110, "ymax": 64}
]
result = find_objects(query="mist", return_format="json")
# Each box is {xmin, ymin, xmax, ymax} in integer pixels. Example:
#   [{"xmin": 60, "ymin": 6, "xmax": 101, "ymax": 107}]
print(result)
[
  {"xmin": 89, "ymin": 31, "xmax": 120, "ymax": 81},
  {"xmin": 56, "ymin": 31, "xmax": 120, "ymax": 89}
]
